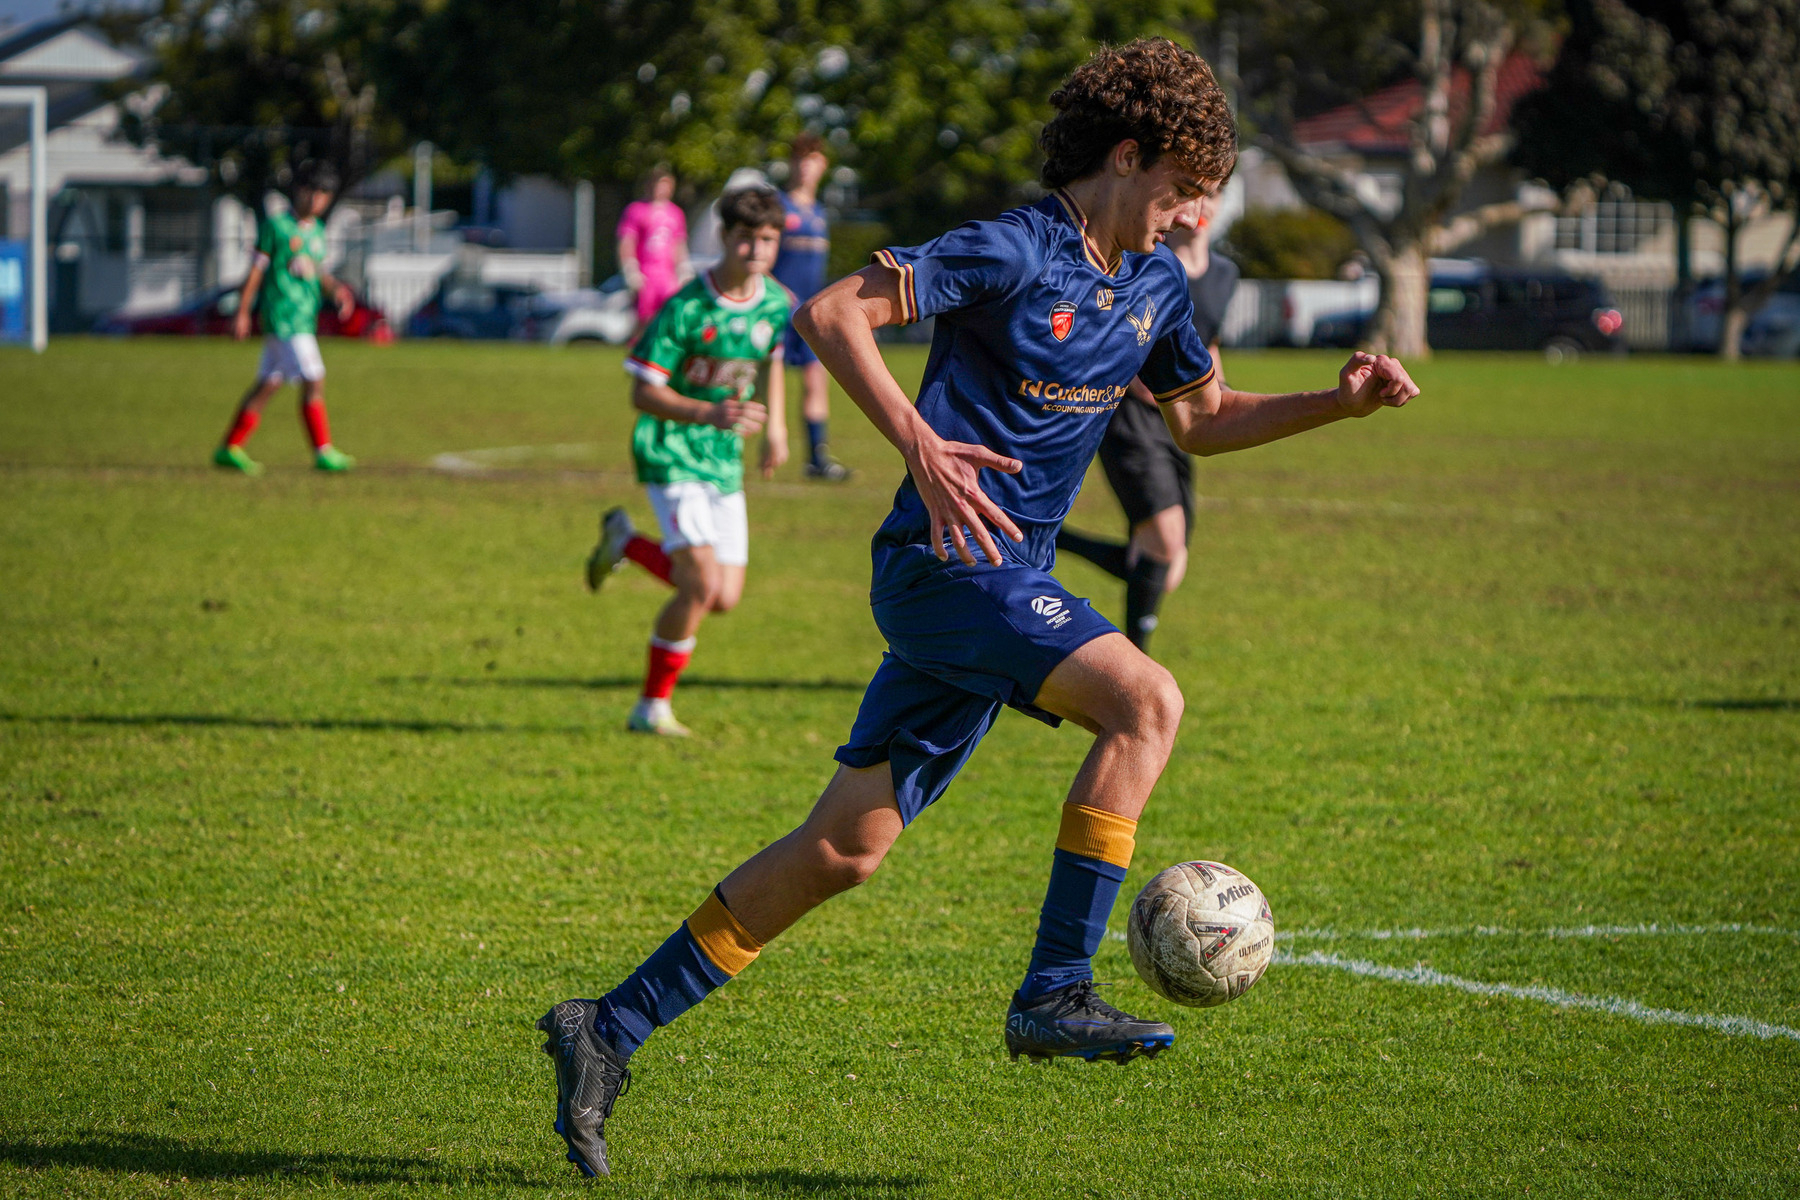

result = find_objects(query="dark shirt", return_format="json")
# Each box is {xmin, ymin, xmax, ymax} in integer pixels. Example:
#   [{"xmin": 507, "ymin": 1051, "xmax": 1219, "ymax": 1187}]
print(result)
[
  {"xmin": 1187, "ymin": 253, "xmax": 1240, "ymax": 348},
  {"xmin": 772, "ymin": 192, "xmax": 831, "ymax": 301},
  {"xmin": 869, "ymin": 189, "xmax": 1217, "ymax": 574}
]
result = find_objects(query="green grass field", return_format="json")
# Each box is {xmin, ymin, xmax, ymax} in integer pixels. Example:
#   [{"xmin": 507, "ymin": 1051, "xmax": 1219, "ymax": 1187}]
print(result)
[{"xmin": 2, "ymin": 338, "xmax": 1797, "ymax": 1198}]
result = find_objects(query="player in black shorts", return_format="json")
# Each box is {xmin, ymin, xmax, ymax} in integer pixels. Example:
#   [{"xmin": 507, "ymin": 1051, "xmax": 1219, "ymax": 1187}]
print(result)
[{"xmin": 1056, "ymin": 192, "xmax": 1238, "ymax": 650}]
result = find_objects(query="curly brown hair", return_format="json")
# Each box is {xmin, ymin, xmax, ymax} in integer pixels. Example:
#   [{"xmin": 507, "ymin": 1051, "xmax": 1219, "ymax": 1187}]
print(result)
[{"xmin": 1040, "ymin": 38, "xmax": 1237, "ymax": 190}]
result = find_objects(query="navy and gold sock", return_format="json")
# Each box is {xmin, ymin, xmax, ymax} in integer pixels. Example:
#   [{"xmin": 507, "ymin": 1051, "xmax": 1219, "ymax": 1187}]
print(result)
[
  {"xmin": 1018, "ymin": 803, "xmax": 1137, "ymax": 1000},
  {"xmin": 595, "ymin": 888, "xmax": 762, "ymax": 1058},
  {"xmin": 806, "ymin": 420, "xmax": 830, "ymax": 468}
]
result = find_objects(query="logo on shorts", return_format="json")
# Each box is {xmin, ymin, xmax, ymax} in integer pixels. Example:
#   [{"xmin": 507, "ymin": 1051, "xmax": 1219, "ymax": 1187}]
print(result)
[
  {"xmin": 1095, "ymin": 287, "xmax": 1114, "ymax": 311},
  {"xmin": 1050, "ymin": 301, "xmax": 1077, "ymax": 342},
  {"xmin": 1030, "ymin": 595, "xmax": 1073, "ymax": 629}
]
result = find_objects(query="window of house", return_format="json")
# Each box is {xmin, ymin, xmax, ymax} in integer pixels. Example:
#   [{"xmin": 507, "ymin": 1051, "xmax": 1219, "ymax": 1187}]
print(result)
[{"xmin": 1554, "ymin": 184, "xmax": 1672, "ymax": 255}]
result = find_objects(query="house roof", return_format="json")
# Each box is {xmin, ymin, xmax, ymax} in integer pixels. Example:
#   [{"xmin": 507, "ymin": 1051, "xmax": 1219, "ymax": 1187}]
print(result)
[
  {"xmin": 1292, "ymin": 50, "xmax": 1544, "ymax": 157},
  {"xmin": 0, "ymin": 16, "xmax": 146, "ymax": 81},
  {"xmin": 0, "ymin": 17, "xmax": 152, "ymax": 158}
]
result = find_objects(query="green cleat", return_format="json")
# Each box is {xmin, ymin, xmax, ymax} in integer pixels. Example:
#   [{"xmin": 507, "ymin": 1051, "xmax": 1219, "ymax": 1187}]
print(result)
[
  {"xmin": 314, "ymin": 445, "xmax": 356, "ymax": 472},
  {"xmin": 213, "ymin": 444, "xmax": 263, "ymax": 475}
]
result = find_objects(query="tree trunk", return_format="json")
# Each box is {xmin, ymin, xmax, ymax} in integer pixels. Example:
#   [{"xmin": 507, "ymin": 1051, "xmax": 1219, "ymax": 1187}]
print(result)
[
  {"xmin": 1368, "ymin": 241, "xmax": 1431, "ymax": 357},
  {"xmin": 1719, "ymin": 206, "xmax": 1742, "ymax": 362}
]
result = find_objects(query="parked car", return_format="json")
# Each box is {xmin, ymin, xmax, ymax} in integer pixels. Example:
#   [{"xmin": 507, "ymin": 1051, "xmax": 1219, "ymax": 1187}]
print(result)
[
  {"xmin": 95, "ymin": 284, "xmax": 392, "ymax": 341},
  {"xmin": 1309, "ymin": 270, "xmax": 1625, "ymax": 359},
  {"xmin": 406, "ymin": 278, "xmax": 542, "ymax": 340},
  {"xmin": 1686, "ymin": 271, "xmax": 1800, "ymax": 357},
  {"xmin": 523, "ymin": 274, "xmax": 637, "ymax": 345}
]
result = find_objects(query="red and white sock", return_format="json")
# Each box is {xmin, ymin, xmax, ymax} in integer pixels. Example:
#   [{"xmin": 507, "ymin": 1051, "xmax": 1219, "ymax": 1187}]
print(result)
[
  {"xmin": 642, "ymin": 635, "xmax": 695, "ymax": 702},
  {"xmin": 302, "ymin": 399, "xmax": 332, "ymax": 450},
  {"xmin": 225, "ymin": 405, "xmax": 261, "ymax": 448},
  {"xmin": 624, "ymin": 536, "xmax": 674, "ymax": 584}
]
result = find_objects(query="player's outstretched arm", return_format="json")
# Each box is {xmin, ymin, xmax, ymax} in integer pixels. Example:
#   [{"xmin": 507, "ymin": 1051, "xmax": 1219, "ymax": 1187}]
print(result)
[
  {"xmin": 795, "ymin": 267, "xmax": 1023, "ymax": 566},
  {"xmin": 1162, "ymin": 352, "xmax": 1418, "ymax": 457},
  {"xmin": 631, "ymin": 378, "xmax": 766, "ymax": 436}
]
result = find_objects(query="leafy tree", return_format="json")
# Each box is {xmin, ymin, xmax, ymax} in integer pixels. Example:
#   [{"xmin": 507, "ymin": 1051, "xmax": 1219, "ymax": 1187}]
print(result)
[
  {"xmin": 1218, "ymin": 208, "xmax": 1359, "ymax": 279},
  {"xmin": 374, "ymin": 0, "xmax": 1213, "ymax": 245},
  {"xmin": 1511, "ymin": 0, "xmax": 1800, "ymax": 359},
  {"xmin": 1220, "ymin": 0, "xmax": 1561, "ymax": 356},
  {"xmin": 110, "ymin": 1, "xmax": 402, "ymax": 218}
]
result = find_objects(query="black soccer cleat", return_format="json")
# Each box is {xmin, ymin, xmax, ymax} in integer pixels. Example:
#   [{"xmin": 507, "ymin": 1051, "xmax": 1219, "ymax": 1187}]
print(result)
[
  {"xmin": 537, "ymin": 999, "xmax": 632, "ymax": 1177},
  {"xmin": 1004, "ymin": 979, "xmax": 1175, "ymax": 1065}
]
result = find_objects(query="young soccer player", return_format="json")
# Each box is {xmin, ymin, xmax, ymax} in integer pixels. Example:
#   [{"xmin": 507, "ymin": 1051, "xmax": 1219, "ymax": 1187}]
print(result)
[
  {"xmin": 214, "ymin": 161, "xmax": 357, "ymax": 474},
  {"xmin": 539, "ymin": 39, "xmax": 1418, "ymax": 1177},
  {"xmin": 773, "ymin": 133, "xmax": 851, "ymax": 481},
  {"xmin": 584, "ymin": 186, "xmax": 790, "ymax": 737},
  {"xmin": 1056, "ymin": 192, "xmax": 1240, "ymax": 650},
  {"xmin": 617, "ymin": 167, "xmax": 692, "ymax": 340}
]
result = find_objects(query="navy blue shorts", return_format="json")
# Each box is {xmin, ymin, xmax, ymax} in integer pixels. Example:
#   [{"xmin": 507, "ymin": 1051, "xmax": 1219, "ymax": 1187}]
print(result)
[
  {"xmin": 784, "ymin": 324, "xmax": 819, "ymax": 367},
  {"xmin": 835, "ymin": 549, "xmax": 1118, "ymax": 824}
]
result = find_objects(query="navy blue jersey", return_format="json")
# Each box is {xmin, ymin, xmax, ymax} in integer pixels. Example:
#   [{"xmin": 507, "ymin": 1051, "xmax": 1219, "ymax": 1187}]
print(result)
[
  {"xmin": 870, "ymin": 189, "xmax": 1216, "ymax": 574},
  {"xmin": 773, "ymin": 192, "xmax": 831, "ymax": 301}
]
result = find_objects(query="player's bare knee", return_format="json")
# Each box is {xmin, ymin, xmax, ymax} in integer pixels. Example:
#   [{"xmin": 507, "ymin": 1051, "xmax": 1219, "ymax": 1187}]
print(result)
[
  {"xmin": 1130, "ymin": 663, "xmax": 1184, "ymax": 748},
  {"xmin": 803, "ymin": 839, "xmax": 883, "ymax": 897}
]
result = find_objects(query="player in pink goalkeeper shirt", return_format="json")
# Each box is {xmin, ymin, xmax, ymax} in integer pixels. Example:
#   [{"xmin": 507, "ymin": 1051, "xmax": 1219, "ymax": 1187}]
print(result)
[{"xmin": 617, "ymin": 167, "xmax": 692, "ymax": 337}]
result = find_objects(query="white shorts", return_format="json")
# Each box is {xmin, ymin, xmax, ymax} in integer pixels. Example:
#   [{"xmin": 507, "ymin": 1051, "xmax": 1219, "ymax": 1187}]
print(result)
[
  {"xmin": 645, "ymin": 480, "xmax": 748, "ymax": 567},
  {"xmin": 256, "ymin": 334, "xmax": 326, "ymax": 385}
]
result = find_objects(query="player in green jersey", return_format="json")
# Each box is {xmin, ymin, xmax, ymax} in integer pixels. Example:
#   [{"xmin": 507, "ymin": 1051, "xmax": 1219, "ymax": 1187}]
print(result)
[
  {"xmin": 586, "ymin": 186, "xmax": 792, "ymax": 736},
  {"xmin": 214, "ymin": 162, "xmax": 357, "ymax": 475}
]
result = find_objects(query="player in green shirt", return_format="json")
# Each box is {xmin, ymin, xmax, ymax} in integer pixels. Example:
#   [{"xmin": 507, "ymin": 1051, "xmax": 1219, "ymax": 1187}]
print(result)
[
  {"xmin": 213, "ymin": 161, "xmax": 357, "ymax": 474},
  {"xmin": 585, "ymin": 186, "xmax": 792, "ymax": 736}
]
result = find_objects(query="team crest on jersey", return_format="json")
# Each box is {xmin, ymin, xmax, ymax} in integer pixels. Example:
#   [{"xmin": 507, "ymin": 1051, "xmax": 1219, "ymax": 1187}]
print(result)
[
  {"xmin": 701, "ymin": 324, "xmax": 718, "ymax": 343},
  {"xmin": 1095, "ymin": 287, "xmax": 1114, "ymax": 311},
  {"xmin": 751, "ymin": 319, "xmax": 773, "ymax": 351},
  {"xmin": 1126, "ymin": 296, "xmax": 1157, "ymax": 345},
  {"xmin": 1050, "ymin": 301, "xmax": 1077, "ymax": 342}
]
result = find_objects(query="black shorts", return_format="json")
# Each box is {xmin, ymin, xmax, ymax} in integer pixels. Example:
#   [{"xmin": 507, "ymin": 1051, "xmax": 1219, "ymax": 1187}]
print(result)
[{"xmin": 1096, "ymin": 397, "xmax": 1193, "ymax": 530}]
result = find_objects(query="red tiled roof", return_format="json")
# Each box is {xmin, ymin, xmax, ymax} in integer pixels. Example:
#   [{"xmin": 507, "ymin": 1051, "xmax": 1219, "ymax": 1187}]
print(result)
[{"xmin": 1292, "ymin": 51, "xmax": 1544, "ymax": 155}]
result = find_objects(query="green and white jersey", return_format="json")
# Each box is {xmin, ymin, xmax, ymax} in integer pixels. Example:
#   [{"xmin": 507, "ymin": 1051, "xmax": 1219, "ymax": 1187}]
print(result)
[
  {"xmin": 254, "ymin": 210, "xmax": 328, "ymax": 338},
  {"xmin": 623, "ymin": 271, "xmax": 792, "ymax": 494}
]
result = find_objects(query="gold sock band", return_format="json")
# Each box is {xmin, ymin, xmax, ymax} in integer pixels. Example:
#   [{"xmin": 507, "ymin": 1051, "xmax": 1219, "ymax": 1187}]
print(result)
[
  {"xmin": 1055, "ymin": 803, "xmax": 1137, "ymax": 869},
  {"xmin": 686, "ymin": 890, "xmax": 763, "ymax": 977}
]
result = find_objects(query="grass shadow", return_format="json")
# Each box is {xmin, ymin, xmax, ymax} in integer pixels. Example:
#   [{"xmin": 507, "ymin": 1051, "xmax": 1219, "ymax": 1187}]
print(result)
[
  {"xmin": 1546, "ymin": 695, "xmax": 1800, "ymax": 713},
  {"xmin": 0, "ymin": 1131, "xmax": 540, "ymax": 1187},
  {"xmin": 687, "ymin": 1169, "xmax": 926, "ymax": 1198},
  {"xmin": 383, "ymin": 674, "xmax": 866, "ymax": 693},
  {"xmin": 0, "ymin": 711, "xmax": 589, "ymax": 734}
]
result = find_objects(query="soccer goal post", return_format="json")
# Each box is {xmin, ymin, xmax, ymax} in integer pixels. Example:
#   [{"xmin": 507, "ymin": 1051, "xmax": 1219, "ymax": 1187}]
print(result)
[{"xmin": 0, "ymin": 85, "xmax": 48, "ymax": 353}]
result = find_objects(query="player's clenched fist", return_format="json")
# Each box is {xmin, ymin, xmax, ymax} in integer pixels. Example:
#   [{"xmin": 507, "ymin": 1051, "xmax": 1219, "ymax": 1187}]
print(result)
[
  {"xmin": 711, "ymin": 398, "xmax": 767, "ymax": 436},
  {"xmin": 1337, "ymin": 351, "xmax": 1419, "ymax": 416}
]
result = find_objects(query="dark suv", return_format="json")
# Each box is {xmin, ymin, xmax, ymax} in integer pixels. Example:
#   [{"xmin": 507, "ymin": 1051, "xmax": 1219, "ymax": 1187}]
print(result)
[{"xmin": 1311, "ymin": 270, "xmax": 1625, "ymax": 359}]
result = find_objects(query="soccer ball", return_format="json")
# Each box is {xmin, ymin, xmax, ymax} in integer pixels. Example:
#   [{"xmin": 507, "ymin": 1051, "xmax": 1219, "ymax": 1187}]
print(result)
[{"xmin": 1126, "ymin": 861, "xmax": 1275, "ymax": 1007}]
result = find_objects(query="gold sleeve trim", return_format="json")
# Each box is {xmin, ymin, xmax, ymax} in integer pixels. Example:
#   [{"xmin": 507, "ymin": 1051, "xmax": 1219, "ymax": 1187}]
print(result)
[
  {"xmin": 1154, "ymin": 365, "xmax": 1217, "ymax": 405},
  {"xmin": 871, "ymin": 249, "xmax": 918, "ymax": 324}
]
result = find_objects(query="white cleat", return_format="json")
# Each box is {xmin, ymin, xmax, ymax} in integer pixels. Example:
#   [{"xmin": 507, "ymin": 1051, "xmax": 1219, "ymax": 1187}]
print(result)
[
  {"xmin": 586, "ymin": 507, "xmax": 636, "ymax": 592},
  {"xmin": 627, "ymin": 697, "xmax": 691, "ymax": 737}
]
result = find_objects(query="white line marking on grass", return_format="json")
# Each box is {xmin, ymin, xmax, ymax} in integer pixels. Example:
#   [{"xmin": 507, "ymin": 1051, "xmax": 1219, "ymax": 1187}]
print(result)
[
  {"xmin": 1279, "ymin": 949, "xmax": 1800, "ymax": 1041},
  {"xmin": 1281, "ymin": 922, "xmax": 1800, "ymax": 942},
  {"xmin": 430, "ymin": 443, "xmax": 599, "ymax": 474}
]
